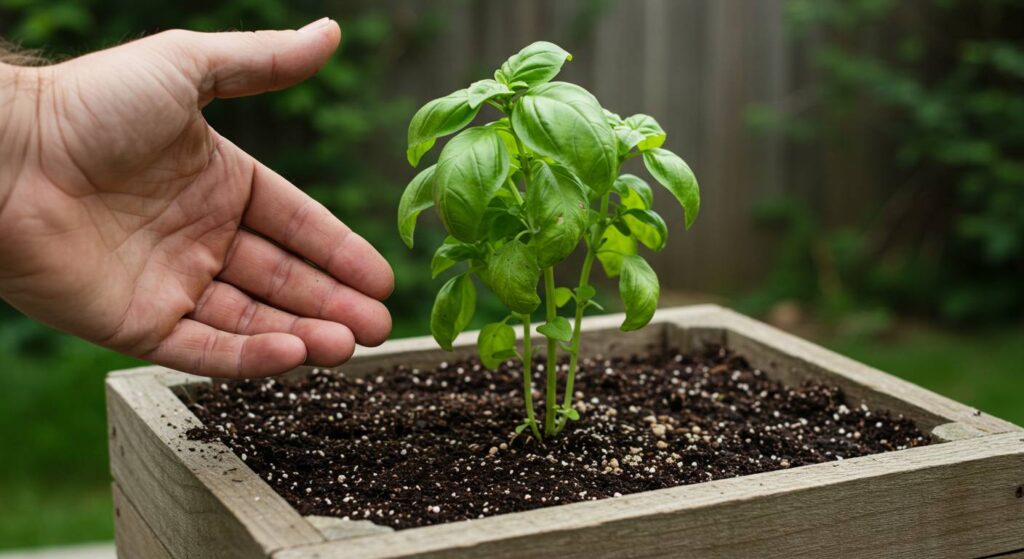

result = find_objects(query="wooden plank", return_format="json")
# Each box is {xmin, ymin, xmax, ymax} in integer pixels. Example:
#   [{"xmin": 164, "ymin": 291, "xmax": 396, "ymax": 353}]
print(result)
[
  {"xmin": 324, "ymin": 305, "xmax": 724, "ymax": 379},
  {"xmin": 113, "ymin": 482, "xmax": 173, "ymax": 559},
  {"xmin": 274, "ymin": 432, "xmax": 1024, "ymax": 559},
  {"xmin": 110, "ymin": 304, "xmax": 1023, "ymax": 558},
  {"xmin": 710, "ymin": 307, "xmax": 1021, "ymax": 434},
  {"xmin": 107, "ymin": 376, "xmax": 324, "ymax": 559}
]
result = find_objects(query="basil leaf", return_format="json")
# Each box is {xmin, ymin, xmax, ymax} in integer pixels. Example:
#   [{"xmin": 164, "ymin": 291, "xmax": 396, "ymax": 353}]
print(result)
[
  {"xmin": 484, "ymin": 240, "xmax": 541, "ymax": 314},
  {"xmin": 622, "ymin": 114, "xmax": 667, "ymax": 151},
  {"xmin": 477, "ymin": 321, "xmax": 516, "ymax": 369},
  {"xmin": 431, "ymin": 273, "xmax": 476, "ymax": 351},
  {"xmin": 467, "ymin": 79, "xmax": 512, "ymax": 109},
  {"xmin": 575, "ymin": 285, "xmax": 596, "ymax": 302},
  {"xmin": 614, "ymin": 174, "xmax": 654, "ymax": 210},
  {"xmin": 596, "ymin": 225, "xmax": 637, "ymax": 278},
  {"xmin": 642, "ymin": 148, "xmax": 701, "ymax": 229},
  {"xmin": 619, "ymin": 255, "xmax": 659, "ymax": 332},
  {"xmin": 553, "ymin": 287, "xmax": 573, "ymax": 307},
  {"xmin": 537, "ymin": 316, "xmax": 573, "ymax": 342},
  {"xmin": 603, "ymin": 109, "xmax": 625, "ymax": 127},
  {"xmin": 499, "ymin": 41, "xmax": 572, "ymax": 87},
  {"xmin": 614, "ymin": 127, "xmax": 646, "ymax": 156},
  {"xmin": 512, "ymin": 82, "xmax": 618, "ymax": 195},
  {"xmin": 407, "ymin": 89, "xmax": 480, "ymax": 167},
  {"xmin": 433, "ymin": 127, "xmax": 511, "ymax": 242},
  {"xmin": 556, "ymin": 406, "xmax": 580, "ymax": 421},
  {"xmin": 483, "ymin": 191, "xmax": 528, "ymax": 241},
  {"xmin": 526, "ymin": 161, "xmax": 588, "ymax": 267},
  {"xmin": 397, "ymin": 164, "xmax": 436, "ymax": 249},
  {"xmin": 622, "ymin": 208, "xmax": 668, "ymax": 252},
  {"xmin": 431, "ymin": 237, "xmax": 480, "ymax": 278}
]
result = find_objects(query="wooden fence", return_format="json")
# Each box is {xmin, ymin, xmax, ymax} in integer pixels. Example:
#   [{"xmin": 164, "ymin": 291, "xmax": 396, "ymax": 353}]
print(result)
[{"xmin": 383, "ymin": 0, "xmax": 885, "ymax": 293}]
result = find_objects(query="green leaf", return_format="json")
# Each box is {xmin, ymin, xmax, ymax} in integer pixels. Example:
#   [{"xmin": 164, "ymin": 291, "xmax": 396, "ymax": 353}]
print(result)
[
  {"xmin": 431, "ymin": 273, "xmax": 476, "ymax": 351},
  {"xmin": 499, "ymin": 41, "xmax": 572, "ymax": 87},
  {"xmin": 603, "ymin": 109, "xmax": 624, "ymax": 127},
  {"xmin": 482, "ymin": 190, "xmax": 527, "ymax": 241},
  {"xmin": 575, "ymin": 285, "xmax": 596, "ymax": 301},
  {"xmin": 397, "ymin": 165, "xmax": 436, "ymax": 249},
  {"xmin": 467, "ymin": 79, "xmax": 512, "ymax": 109},
  {"xmin": 614, "ymin": 174, "xmax": 654, "ymax": 210},
  {"xmin": 622, "ymin": 114, "xmax": 667, "ymax": 151},
  {"xmin": 512, "ymin": 82, "xmax": 618, "ymax": 195},
  {"xmin": 477, "ymin": 321, "xmax": 516, "ymax": 369},
  {"xmin": 619, "ymin": 255, "xmax": 659, "ymax": 331},
  {"xmin": 537, "ymin": 316, "xmax": 572, "ymax": 342},
  {"xmin": 433, "ymin": 127, "xmax": 511, "ymax": 241},
  {"xmin": 431, "ymin": 237, "xmax": 480, "ymax": 278},
  {"xmin": 622, "ymin": 208, "xmax": 668, "ymax": 251},
  {"xmin": 553, "ymin": 287, "xmax": 573, "ymax": 307},
  {"xmin": 597, "ymin": 225, "xmax": 637, "ymax": 277},
  {"xmin": 642, "ymin": 148, "xmax": 700, "ymax": 229},
  {"xmin": 515, "ymin": 423, "xmax": 529, "ymax": 435},
  {"xmin": 614, "ymin": 127, "xmax": 646, "ymax": 156},
  {"xmin": 556, "ymin": 406, "xmax": 580, "ymax": 421},
  {"xmin": 407, "ymin": 89, "xmax": 480, "ymax": 167},
  {"xmin": 526, "ymin": 161, "xmax": 588, "ymax": 267},
  {"xmin": 484, "ymin": 240, "xmax": 541, "ymax": 314}
]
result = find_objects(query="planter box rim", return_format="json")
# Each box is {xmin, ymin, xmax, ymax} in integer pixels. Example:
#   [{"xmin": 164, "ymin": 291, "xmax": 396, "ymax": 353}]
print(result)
[{"xmin": 106, "ymin": 304, "xmax": 1024, "ymax": 559}]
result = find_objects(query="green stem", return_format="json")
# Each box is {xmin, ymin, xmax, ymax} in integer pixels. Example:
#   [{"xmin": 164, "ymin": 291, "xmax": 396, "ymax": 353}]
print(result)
[
  {"xmin": 542, "ymin": 267, "xmax": 559, "ymax": 436},
  {"xmin": 555, "ymin": 193, "xmax": 610, "ymax": 435},
  {"xmin": 520, "ymin": 314, "xmax": 543, "ymax": 440}
]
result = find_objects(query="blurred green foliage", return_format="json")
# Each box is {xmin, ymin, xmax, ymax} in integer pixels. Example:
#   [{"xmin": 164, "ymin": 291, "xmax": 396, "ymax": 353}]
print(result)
[
  {"xmin": 747, "ymin": 0, "xmax": 1024, "ymax": 324},
  {"xmin": 0, "ymin": 0, "xmax": 445, "ymax": 548},
  {"xmin": 0, "ymin": 1, "xmax": 606, "ymax": 548},
  {"xmin": 0, "ymin": 0, "xmax": 1020, "ymax": 550}
]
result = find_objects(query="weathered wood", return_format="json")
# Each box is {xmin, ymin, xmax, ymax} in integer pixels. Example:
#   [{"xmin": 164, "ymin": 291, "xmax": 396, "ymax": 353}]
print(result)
[
  {"xmin": 107, "ymin": 305, "xmax": 1024, "ymax": 558},
  {"xmin": 113, "ymin": 482, "xmax": 173, "ymax": 559},
  {"xmin": 107, "ymin": 375, "xmax": 324, "ymax": 559},
  {"xmin": 711, "ymin": 307, "xmax": 1022, "ymax": 434},
  {"xmin": 275, "ymin": 432, "xmax": 1024, "ymax": 559},
  {"xmin": 932, "ymin": 422, "xmax": 988, "ymax": 442}
]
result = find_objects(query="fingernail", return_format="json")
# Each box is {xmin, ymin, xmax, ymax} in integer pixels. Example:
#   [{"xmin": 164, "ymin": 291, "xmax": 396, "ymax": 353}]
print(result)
[{"xmin": 299, "ymin": 17, "xmax": 331, "ymax": 33}]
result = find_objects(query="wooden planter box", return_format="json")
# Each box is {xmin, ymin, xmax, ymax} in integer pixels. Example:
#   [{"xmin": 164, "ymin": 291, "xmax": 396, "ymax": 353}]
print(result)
[{"xmin": 106, "ymin": 305, "xmax": 1024, "ymax": 558}]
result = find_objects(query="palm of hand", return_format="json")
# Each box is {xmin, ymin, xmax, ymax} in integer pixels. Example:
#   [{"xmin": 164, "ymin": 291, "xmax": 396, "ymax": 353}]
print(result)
[{"xmin": 0, "ymin": 24, "xmax": 393, "ymax": 377}]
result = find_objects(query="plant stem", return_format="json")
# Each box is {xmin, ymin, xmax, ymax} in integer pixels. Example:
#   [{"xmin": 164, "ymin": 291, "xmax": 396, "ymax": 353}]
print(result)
[
  {"xmin": 555, "ymin": 193, "xmax": 610, "ymax": 434},
  {"xmin": 520, "ymin": 314, "xmax": 543, "ymax": 440},
  {"xmin": 542, "ymin": 267, "xmax": 559, "ymax": 436}
]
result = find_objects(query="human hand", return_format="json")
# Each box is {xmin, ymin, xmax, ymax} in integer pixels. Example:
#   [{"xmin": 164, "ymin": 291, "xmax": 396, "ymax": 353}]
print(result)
[{"xmin": 0, "ymin": 19, "xmax": 393, "ymax": 378}]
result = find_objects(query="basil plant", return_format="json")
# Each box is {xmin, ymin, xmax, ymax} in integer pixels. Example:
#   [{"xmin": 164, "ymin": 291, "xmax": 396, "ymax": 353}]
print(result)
[{"xmin": 398, "ymin": 41, "xmax": 700, "ymax": 440}]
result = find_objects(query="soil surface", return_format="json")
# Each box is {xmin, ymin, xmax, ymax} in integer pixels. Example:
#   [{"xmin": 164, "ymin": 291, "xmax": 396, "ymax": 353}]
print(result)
[{"xmin": 184, "ymin": 345, "xmax": 930, "ymax": 530}]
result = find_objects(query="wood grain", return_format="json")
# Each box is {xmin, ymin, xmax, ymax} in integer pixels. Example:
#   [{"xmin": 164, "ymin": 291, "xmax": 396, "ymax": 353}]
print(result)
[
  {"xmin": 107, "ymin": 375, "xmax": 324, "ymax": 559},
  {"xmin": 113, "ymin": 482, "xmax": 173, "ymax": 559},
  {"xmin": 711, "ymin": 307, "xmax": 1021, "ymax": 434},
  {"xmin": 275, "ymin": 432, "xmax": 1024, "ymax": 559},
  {"xmin": 107, "ymin": 305, "xmax": 1024, "ymax": 558}
]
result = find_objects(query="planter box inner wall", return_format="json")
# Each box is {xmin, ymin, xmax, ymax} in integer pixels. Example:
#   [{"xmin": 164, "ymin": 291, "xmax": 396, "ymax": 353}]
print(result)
[{"xmin": 105, "ymin": 305, "xmax": 1024, "ymax": 559}]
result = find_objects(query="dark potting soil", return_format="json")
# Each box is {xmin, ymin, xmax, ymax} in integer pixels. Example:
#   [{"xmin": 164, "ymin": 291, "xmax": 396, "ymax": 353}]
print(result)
[{"xmin": 183, "ymin": 345, "xmax": 930, "ymax": 530}]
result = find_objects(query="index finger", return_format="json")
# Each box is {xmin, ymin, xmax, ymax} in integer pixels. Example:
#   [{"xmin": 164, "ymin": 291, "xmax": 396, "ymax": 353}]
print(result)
[{"xmin": 243, "ymin": 160, "xmax": 394, "ymax": 300}]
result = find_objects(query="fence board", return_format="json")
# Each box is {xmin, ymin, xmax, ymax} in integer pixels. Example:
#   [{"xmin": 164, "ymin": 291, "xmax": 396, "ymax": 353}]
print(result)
[{"xmin": 386, "ymin": 0, "xmax": 869, "ymax": 292}]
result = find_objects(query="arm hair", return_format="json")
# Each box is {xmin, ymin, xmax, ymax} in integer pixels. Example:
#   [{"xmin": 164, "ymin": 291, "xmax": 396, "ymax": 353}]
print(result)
[{"xmin": 0, "ymin": 38, "xmax": 47, "ymax": 66}]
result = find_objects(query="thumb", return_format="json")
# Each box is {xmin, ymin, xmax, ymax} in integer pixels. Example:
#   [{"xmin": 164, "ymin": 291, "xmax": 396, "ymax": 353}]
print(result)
[{"xmin": 154, "ymin": 18, "xmax": 341, "ymax": 104}]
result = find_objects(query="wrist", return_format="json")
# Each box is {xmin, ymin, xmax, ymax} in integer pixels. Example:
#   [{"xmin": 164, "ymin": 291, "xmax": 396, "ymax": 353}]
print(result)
[{"xmin": 0, "ymin": 62, "xmax": 40, "ymax": 214}]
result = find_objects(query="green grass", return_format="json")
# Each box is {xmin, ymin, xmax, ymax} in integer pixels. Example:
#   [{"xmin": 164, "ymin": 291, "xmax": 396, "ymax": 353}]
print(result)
[
  {"xmin": 0, "ymin": 314, "xmax": 1020, "ymax": 550},
  {"xmin": 821, "ymin": 324, "xmax": 1024, "ymax": 427},
  {"xmin": 0, "ymin": 317, "xmax": 140, "ymax": 550}
]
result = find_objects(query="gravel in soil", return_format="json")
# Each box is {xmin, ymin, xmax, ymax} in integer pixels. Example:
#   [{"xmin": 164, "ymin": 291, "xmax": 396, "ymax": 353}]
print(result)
[{"xmin": 184, "ymin": 345, "xmax": 931, "ymax": 530}]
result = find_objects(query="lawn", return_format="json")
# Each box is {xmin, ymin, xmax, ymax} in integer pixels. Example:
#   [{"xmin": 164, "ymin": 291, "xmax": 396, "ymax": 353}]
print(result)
[
  {"xmin": 0, "ymin": 314, "xmax": 1020, "ymax": 550},
  {"xmin": 822, "ymin": 323, "xmax": 1024, "ymax": 427}
]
